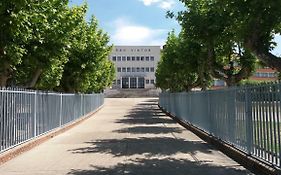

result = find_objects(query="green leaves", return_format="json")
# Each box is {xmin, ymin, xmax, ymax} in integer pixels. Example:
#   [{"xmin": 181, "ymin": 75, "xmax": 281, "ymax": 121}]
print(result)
[
  {"xmin": 160, "ymin": 0, "xmax": 269, "ymax": 90},
  {"xmin": 0, "ymin": 0, "xmax": 115, "ymax": 92},
  {"xmin": 58, "ymin": 16, "xmax": 114, "ymax": 93},
  {"xmin": 156, "ymin": 31, "xmax": 211, "ymax": 92}
]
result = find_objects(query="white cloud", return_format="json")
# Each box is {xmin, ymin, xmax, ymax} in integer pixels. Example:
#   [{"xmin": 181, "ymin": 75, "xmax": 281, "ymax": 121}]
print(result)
[
  {"xmin": 142, "ymin": 0, "xmax": 161, "ymax": 6},
  {"xmin": 110, "ymin": 18, "xmax": 166, "ymax": 46},
  {"xmin": 139, "ymin": 0, "xmax": 175, "ymax": 9},
  {"xmin": 159, "ymin": 1, "xmax": 175, "ymax": 10}
]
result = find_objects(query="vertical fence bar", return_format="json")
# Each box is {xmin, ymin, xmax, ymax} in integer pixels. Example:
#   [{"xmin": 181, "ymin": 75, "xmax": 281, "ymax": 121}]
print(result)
[
  {"xmin": 59, "ymin": 93, "xmax": 63, "ymax": 127},
  {"xmin": 33, "ymin": 91, "xmax": 37, "ymax": 137},
  {"xmin": 272, "ymin": 83, "xmax": 278, "ymax": 165},
  {"xmin": 158, "ymin": 82, "xmax": 281, "ymax": 168},
  {"xmin": 277, "ymin": 83, "xmax": 281, "ymax": 166},
  {"xmin": 246, "ymin": 87, "xmax": 254, "ymax": 154},
  {"xmin": 0, "ymin": 88, "xmax": 103, "ymax": 153}
]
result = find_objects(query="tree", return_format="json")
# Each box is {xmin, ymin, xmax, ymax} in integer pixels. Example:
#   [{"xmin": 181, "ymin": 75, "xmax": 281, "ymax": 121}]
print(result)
[
  {"xmin": 59, "ymin": 17, "xmax": 115, "ymax": 93},
  {"xmin": 0, "ymin": 0, "xmax": 31, "ymax": 86},
  {"xmin": 176, "ymin": 0, "xmax": 257, "ymax": 86},
  {"xmin": 232, "ymin": 0, "xmax": 281, "ymax": 71},
  {"xmin": 156, "ymin": 30, "xmax": 212, "ymax": 92},
  {"xmin": 178, "ymin": 0, "xmax": 281, "ymax": 73},
  {"xmin": 1, "ymin": 1, "xmax": 115, "ymax": 93},
  {"xmin": 14, "ymin": 0, "xmax": 82, "ymax": 89}
]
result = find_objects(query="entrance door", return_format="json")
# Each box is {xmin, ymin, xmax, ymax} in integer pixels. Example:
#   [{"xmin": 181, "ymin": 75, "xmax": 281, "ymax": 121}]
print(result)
[
  {"xmin": 122, "ymin": 77, "xmax": 129, "ymax": 89},
  {"xmin": 138, "ymin": 77, "xmax": 145, "ymax": 89},
  {"xmin": 130, "ymin": 77, "xmax": 137, "ymax": 89}
]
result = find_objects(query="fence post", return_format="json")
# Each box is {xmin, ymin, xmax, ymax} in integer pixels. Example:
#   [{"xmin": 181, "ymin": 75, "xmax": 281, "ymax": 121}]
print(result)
[
  {"xmin": 245, "ymin": 87, "xmax": 253, "ymax": 154},
  {"xmin": 81, "ymin": 94, "xmax": 83, "ymax": 116},
  {"xmin": 33, "ymin": 91, "xmax": 37, "ymax": 137},
  {"xmin": 207, "ymin": 91, "xmax": 212, "ymax": 134},
  {"xmin": 228, "ymin": 89, "xmax": 236, "ymax": 143},
  {"xmin": 59, "ymin": 93, "xmax": 63, "ymax": 127}
]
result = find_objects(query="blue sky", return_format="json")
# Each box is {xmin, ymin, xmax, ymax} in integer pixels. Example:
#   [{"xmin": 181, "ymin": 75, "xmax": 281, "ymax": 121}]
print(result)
[
  {"xmin": 69, "ymin": 0, "xmax": 281, "ymax": 55},
  {"xmin": 69, "ymin": 0, "xmax": 183, "ymax": 46}
]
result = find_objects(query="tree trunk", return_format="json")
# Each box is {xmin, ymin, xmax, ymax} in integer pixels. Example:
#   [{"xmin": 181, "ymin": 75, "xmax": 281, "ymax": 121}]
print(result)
[
  {"xmin": 246, "ymin": 45, "xmax": 281, "ymax": 72},
  {"xmin": 0, "ymin": 75, "xmax": 9, "ymax": 87},
  {"xmin": 244, "ymin": 26, "xmax": 281, "ymax": 71},
  {"xmin": 26, "ymin": 68, "xmax": 42, "ymax": 88},
  {"xmin": 0, "ymin": 61, "xmax": 12, "ymax": 87}
]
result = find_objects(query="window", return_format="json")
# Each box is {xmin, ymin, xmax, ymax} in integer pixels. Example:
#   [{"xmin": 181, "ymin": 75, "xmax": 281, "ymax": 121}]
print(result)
[
  {"xmin": 117, "ymin": 56, "xmax": 121, "ymax": 61},
  {"xmin": 127, "ymin": 56, "xmax": 131, "ymax": 61},
  {"xmin": 122, "ymin": 77, "xmax": 129, "ymax": 89},
  {"xmin": 112, "ymin": 56, "xmax": 116, "ymax": 61},
  {"xmin": 122, "ymin": 56, "xmax": 126, "ymax": 61},
  {"xmin": 127, "ymin": 67, "xmax": 131, "ymax": 72},
  {"xmin": 269, "ymin": 73, "xmax": 276, "ymax": 77},
  {"xmin": 146, "ymin": 79, "xmax": 149, "ymax": 84},
  {"xmin": 255, "ymin": 72, "xmax": 276, "ymax": 78},
  {"xmin": 214, "ymin": 80, "xmax": 225, "ymax": 86},
  {"xmin": 130, "ymin": 78, "xmax": 137, "ymax": 89},
  {"xmin": 146, "ymin": 56, "xmax": 149, "ymax": 61},
  {"xmin": 150, "ymin": 67, "xmax": 155, "ymax": 72},
  {"xmin": 146, "ymin": 67, "xmax": 149, "ymax": 72},
  {"xmin": 122, "ymin": 67, "xmax": 126, "ymax": 72},
  {"xmin": 136, "ymin": 67, "xmax": 140, "ymax": 72},
  {"xmin": 138, "ymin": 77, "xmax": 145, "ymax": 89},
  {"xmin": 150, "ymin": 56, "xmax": 154, "ymax": 61},
  {"xmin": 117, "ymin": 67, "xmax": 121, "ymax": 72},
  {"xmin": 136, "ymin": 56, "xmax": 140, "ymax": 61},
  {"xmin": 132, "ymin": 67, "xmax": 136, "ymax": 72},
  {"xmin": 151, "ymin": 79, "xmax": 155, "ymax": 84},
  {"xmin": 117, "ymin": 80, "xmax": 121, "ymax": 85},
  {"xmin": 141, "ymin": 56, "xmax": 144, "ymax": 61},
  {"xmin": 132, "ymin": 56, "xmax": 135, "ymax": 61},
  {"xmin": 141, "ymin": 67, "xmax": 145, "ymax": 72}
]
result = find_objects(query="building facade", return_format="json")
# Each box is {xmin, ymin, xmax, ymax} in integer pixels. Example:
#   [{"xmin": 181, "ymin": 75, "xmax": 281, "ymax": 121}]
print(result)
[
  {"xmin": 109, "ymin": 46, "xmax": 161, "ymax": 89},
  {"xmin": 249, "ymin": 68, "xmax": 278, "ymax": 81},
  {"xmin": 212, "ymin": 67, "xmax": 278, "ymax": 89}
]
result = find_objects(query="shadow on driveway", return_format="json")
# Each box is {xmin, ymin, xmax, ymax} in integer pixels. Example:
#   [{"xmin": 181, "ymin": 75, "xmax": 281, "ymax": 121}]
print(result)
[{"xmin": 67, "ymin": 99, "xmax": 252, "ymax": 175}]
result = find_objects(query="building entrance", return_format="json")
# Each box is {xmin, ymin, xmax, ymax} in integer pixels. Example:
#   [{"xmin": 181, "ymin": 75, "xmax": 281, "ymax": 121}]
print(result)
[
  {"xmin": 138, "ymin": 77, "xmax": 145, "ymax": 89},
  {"xmin": 121, "ymin": 77, "xmax": 145, "ymax": 89},
  {"xmin": 122, "ymin": 77, "xmax": 129, "ymax": 89},
  {"xmin": 130, "ymin": 78, "xmax": 137, "ymax": 89}
]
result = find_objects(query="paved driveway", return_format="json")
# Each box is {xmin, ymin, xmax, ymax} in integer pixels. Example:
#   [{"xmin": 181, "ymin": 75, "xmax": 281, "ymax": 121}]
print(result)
[{"xmin": 0, "ymin": 98, "xmax": 254, "ymax": 175}]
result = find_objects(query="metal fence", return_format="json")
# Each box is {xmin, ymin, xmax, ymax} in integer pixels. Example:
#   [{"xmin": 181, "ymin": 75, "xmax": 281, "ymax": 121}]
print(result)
[
  {"xmin": 159, "ymin": 82, "xmax": 281, "ymax": 168},
  {"xmin": 0, "ymin": 87, "xmax": 104, "ymax": 153}
]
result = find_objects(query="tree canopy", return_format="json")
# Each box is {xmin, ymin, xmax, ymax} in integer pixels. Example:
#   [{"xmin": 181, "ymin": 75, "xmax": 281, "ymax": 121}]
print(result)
[
  {"xmin": 156, "ymin": 30, "xmax": 212, "ymax": 92},
  {"xmin": 178, "ymin": 0, "xmax": 281, "ymax": 71},
  {"xmin": 157, "ymin": 0, "xmax": 281, "ymax": 91},
  {"xmin": 0, "ymin": 0, "xmax": 115, "ymax": 93}
]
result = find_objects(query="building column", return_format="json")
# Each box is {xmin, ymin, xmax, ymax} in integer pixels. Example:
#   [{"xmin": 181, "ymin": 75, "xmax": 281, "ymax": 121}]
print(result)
[
  {"xmin": 144, "ymin": 79, "xmax": 146, "ymax": 89},
  {"xmin": 128, "ymin": 77, "xmax": 131, "ymax": 89},
  {"xmin": 120, "ymin": 77, "xmax": 122, "ymax": 89},
  {"xmin": 136, "ymin": 77, "xmax": 139, "ymax": 89}
]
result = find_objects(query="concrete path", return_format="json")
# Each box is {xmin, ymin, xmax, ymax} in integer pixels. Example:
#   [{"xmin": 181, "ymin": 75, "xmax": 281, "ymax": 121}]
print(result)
[{"xmin": 0, "ymin": 98, "xmax": 254, "ymax": 175}]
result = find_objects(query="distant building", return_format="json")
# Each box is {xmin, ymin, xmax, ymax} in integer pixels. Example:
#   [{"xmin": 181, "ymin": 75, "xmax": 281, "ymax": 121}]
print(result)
[
  {"xmin": 109, "ymin": 46, "xmax": 161, "ymax": 89},
  {"xmin": 249, "ymin": 67, "xmax": 278, "ymax": 81},
  {"xmin": 212, "ymin": 67, "xmax": 278, "ymax": 89}
]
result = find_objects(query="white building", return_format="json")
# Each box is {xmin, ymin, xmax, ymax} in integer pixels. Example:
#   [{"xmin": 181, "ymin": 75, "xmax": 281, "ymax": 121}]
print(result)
[{"xmin": 109, "ymin": 46, "xmax": 161, "ymax": 89}]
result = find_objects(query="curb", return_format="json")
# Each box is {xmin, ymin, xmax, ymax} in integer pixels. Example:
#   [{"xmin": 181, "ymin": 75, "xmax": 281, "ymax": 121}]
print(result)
[
  {"xmin": 0, "ymin": 105, "xmax": 103, "ymax": 166},
  {"xmin": 158, "ymin": 105, "xmax": 281, "ymax": 175}
]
